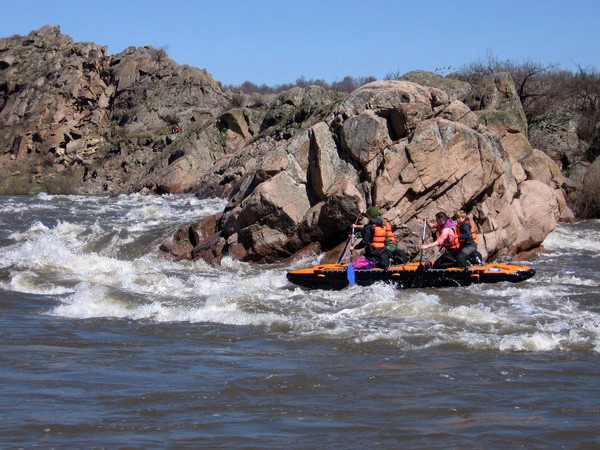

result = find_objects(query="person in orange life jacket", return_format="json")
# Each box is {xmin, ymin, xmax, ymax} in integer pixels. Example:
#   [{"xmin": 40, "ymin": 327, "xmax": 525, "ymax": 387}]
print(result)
[
  {"xmin": 420, "ymin": 211, "xmax": 461, "ymax": 268},
  {"xmin": 453, "ymin": 209, "xmax": 480, "ymax": 267},
  {"xmin": 350, "ymin": 207, "xmax": 409, "ymax": 268}
]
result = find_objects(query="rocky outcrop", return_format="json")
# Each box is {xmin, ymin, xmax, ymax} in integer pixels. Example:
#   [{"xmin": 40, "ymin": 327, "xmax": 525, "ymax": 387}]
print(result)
[
  {"xmin": 162, "ymin": 78, "xmax": 572, "ymax": 264},
  {"xmin": 0, "ymin": 26, "xmax": 232, "ymax": 194},
  {"xmin": 0, "ymin": 26, "xmax": 347, "ymax": 196},
  {"xmin": 0, "ymin": 26, "xmax": 111, "ymax": 184},
  {"xmin": 401, "ymin": 70, "xmax": 472, "ymax": 101},
  {"xmin": 527, "ymin": 110, "xmax": 590, "ymax": 209},
  {"xmin": 572, "ymin": 155, "xmax": 600, "ymax": 218},
  {"xmin": 0, "ymin": 27, "xmax": 580, "ymax": 265}
]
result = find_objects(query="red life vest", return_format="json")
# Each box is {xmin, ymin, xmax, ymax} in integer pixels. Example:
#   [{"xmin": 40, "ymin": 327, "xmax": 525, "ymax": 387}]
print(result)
[
  {"xmin": 371, "ymin": 219, "xmax": 396, "ymax": 249},
  {"xmin": 436, "ymin": 223, "xmax": 460, "ymax": 250}
]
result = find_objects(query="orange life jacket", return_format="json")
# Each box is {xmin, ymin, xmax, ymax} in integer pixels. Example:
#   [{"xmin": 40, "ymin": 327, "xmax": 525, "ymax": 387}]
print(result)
[
  {"xmin": 371, "ymin": 219, "xmax": 396, "ymax": 249},
  {"xmin": 436, "ymin": 223, "xmax": 460, "ymax": 250},
  {"xmin": 456, "ymin": 218, "xmax": 478, "ymax": 246}
]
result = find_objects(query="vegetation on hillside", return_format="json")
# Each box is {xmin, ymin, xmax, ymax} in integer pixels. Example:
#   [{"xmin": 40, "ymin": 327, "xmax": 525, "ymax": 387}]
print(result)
[
  {"xmin": 450, "ymin": 55, "xmax": 600, "ymax": 153},
  {"xmin": 224, "ymin": 75, "xmax": 377, "ymax": 94},
  {"xmin": 227, "ymin": 57, "xmax": 598, "ymax": 154}
]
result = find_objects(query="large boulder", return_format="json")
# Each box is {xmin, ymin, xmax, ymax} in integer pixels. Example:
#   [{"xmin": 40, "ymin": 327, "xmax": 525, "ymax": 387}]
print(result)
[
  {"xmin": 464, "ymin": 72, "xmax": 529, "ymax": 136},
  {"xmin": 401, "ymin": 70, "xmax": 472, "ymax": 101},
  {"xmin": 0, "ymin": 25, "xmax": 231, "ymax": 195},
  {"xmin": 0, "ymin": 28, "xmax": 574, "ymax": 262},
  {"xmin": 0, "ymin": 26, "xmax": 111, "ymax": 171},
  {"xmin": 573, "ymin": 156, "xmax": 600, "ymax": 218},
  {"xmin": 165, "ymin": 78, "xmax": 571, "ymax": 264},
  {"xmin": 511, "ymin": 180, "xmax": 561, "ymax": 252}
]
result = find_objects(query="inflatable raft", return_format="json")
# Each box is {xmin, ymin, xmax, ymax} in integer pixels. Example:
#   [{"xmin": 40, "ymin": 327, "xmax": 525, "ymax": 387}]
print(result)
[{"xmin": 286, "ymin": 262, "xmax": 536, "ymax": 290}]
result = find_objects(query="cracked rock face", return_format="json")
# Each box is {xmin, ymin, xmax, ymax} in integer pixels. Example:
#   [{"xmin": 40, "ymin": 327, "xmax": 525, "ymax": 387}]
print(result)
[
  {"xmin": 0, "ymin": 25, "xmax": 229, "ymax": 194},
  {"xmin": 165, "ymin": 79, "xmax": 571, "ymax": 264},
  {"xmin": 0, "ymin": 27, "xmax": 573, "ymax": 264}
]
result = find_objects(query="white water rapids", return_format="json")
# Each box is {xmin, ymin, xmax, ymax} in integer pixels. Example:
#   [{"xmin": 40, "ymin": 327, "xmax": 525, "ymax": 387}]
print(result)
[{"xmin": 1, "ymin": 193, "xmax": 599, "ymax": 353}]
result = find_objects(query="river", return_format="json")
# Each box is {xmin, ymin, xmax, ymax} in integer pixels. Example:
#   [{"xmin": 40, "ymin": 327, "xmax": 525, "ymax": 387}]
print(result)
[{"xmin": 1, "ymin": 194, "xmax": 598, "ymax": 448}]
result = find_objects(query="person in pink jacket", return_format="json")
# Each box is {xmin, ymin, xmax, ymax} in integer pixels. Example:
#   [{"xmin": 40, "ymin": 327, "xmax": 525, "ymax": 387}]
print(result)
[{"xmin": 421, "ymin": 212, "xmax": 462, "ymax": 268}]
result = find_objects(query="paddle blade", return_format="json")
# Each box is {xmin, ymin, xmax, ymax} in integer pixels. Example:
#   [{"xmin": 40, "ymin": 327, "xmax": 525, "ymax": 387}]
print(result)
[
  {"xmin": 347, "ymin": 262, "xmax": 356, "ymax": 285},
  {"xmin": 411, "ymin": 262, "xmax": 425, "ymax": 288}
]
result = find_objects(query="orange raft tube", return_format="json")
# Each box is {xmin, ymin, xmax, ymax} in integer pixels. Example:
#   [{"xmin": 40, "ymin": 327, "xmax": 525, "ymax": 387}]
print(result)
[{"xmin": 286, "ymin": 262, "xmax": 536, "ymax": 290}]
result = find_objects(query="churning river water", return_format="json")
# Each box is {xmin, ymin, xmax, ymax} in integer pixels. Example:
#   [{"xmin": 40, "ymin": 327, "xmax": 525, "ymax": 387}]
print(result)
[{"xmin": 0, "ymin": 194, "xmax": 599, "ymax": 448}]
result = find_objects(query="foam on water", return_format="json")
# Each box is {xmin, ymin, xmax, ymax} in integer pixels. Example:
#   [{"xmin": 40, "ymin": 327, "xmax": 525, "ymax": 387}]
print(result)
[
  {"xmin": 0, "ymin": 271, "xmax": 74, "ymax": 295},
  {"xmin": 50, "ymin": 281, "xmax": 287, "ymax": 327},
  {"xmin": 2, "ymin": 195, "xmax": 599, "ymax": 354},
  {"xmin": 8, "ymin": 221, "xmax": 51, "ymax": 241},
  {"xmin": 542, "ymin": 220, "xmax": 600, "ymax": 253},
  {"xmin": 545, "ymin": 274, "xmax": 598, "ymax": 286}
]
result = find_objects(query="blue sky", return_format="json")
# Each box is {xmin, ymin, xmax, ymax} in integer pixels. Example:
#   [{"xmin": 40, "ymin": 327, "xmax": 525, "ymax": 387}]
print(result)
[{"xmin": 1, "ymin": 0, "xmax": 598, "ymax": 86}]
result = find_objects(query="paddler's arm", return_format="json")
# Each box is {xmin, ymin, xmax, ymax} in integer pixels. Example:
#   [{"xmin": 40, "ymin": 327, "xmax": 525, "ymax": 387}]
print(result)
[
  {"xmin": 421, "ymin": 228, "xmax": 450, "ymax": 249},
  {"xmin": 421, "ymin": 241, "xmax": 438, "ymax": 250},
  {"xmin": 350, "ymin": 224, "xmax": 372, "ymax": 251}
]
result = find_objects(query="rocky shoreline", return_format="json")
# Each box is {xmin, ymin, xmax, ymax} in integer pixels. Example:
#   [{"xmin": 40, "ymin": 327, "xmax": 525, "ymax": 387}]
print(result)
[{"xmin": 2, "ymin": 26, "xmax": 595, "ymax": 265}]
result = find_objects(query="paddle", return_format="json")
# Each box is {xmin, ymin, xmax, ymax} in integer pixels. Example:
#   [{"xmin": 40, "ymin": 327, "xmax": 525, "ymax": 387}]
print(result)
[
  {"xmin": 337, "ymin": 213, "xmax": 361, "ymax": 286},
  {"xmin": 411, "ymin": 219, "xmax": 428, "ymax": 288},
  {"xmin": 337, "ymin": 231, "xmax": 353, "ymax": 264},
  {"xmin": 337, "ymin": 212, "xmax": 362, "ymax": 264},
  {"xmin": 346, "ymin": 227, "xmax": 356, "ymax": 285}
]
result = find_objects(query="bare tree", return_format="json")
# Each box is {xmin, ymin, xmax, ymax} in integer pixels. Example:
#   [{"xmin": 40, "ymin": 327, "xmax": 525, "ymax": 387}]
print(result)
[{"xmin": 453, "ymin": 53, "xmax": 566, "ymax": 121}]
